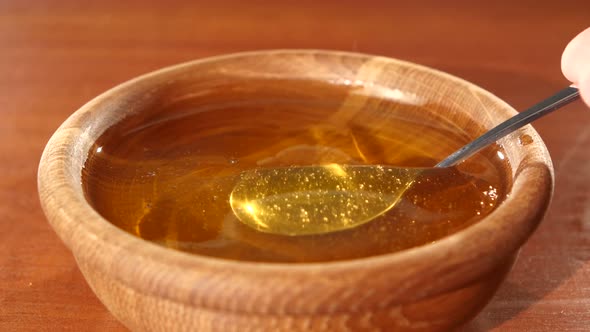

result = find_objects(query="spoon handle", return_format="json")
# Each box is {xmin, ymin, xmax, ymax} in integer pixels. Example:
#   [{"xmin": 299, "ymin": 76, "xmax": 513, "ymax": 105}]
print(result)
[{"xmin": 436, "ymin": 86, "xmax": 580, "ymax": 168}]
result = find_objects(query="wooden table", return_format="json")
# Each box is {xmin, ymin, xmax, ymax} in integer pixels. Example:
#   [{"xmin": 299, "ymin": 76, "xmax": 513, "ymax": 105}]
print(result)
[{"xmin": 2, "ymin": 1, "xmax": 589, "ymax": 330}]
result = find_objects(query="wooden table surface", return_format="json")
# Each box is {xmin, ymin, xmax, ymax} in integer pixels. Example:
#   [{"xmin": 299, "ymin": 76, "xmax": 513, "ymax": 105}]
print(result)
[{"xmin": 2, "ymin": 1, "xmax": 589, "ymax": 331}]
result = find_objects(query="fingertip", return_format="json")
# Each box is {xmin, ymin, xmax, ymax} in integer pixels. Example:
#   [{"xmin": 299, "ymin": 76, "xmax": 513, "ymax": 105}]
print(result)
[{"xmin": 562, "ymin": 27, "xmax": 590, "ymax": 84}]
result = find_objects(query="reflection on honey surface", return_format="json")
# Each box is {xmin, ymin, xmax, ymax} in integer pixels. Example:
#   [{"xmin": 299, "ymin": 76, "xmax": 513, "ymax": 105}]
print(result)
[{"xmin": 83, "ymin": 80, "xmax": 509, "ymax": 262}]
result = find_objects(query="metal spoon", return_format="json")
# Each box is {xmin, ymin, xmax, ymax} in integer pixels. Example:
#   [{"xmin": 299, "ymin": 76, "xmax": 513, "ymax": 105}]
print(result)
[{"xmin": 230, "ymin": 86, "xmax": 580, "ymax": 236}]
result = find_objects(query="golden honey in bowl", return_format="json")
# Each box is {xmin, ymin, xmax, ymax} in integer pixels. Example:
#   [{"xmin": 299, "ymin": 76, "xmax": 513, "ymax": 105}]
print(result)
[{"xmin": 82, "ymin": 79, "xmax": 510, "ymax": 263}]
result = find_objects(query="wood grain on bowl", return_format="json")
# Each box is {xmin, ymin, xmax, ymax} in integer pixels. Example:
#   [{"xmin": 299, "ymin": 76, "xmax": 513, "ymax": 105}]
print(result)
[{"xmin": 38, "ymin": 51, "xmax": 553, "ymax": 331}]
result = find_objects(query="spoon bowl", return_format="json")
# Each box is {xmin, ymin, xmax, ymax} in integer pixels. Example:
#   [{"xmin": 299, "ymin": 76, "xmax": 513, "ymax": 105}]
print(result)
[{"xmin": 230, "ymin": 164, "xmax": 419, "ymax": 235}]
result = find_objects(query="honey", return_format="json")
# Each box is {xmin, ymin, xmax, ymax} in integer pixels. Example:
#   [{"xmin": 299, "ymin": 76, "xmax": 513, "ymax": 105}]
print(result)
[{"xmin": 82, "ymin": 80, "xmax": 510, "ymax": 263}]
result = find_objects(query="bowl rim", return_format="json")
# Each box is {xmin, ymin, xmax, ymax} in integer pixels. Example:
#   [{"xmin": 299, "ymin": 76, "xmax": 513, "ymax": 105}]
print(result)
[{"xmin": 37, "ymin": 49, "xmax": 554, "ymax": 306}]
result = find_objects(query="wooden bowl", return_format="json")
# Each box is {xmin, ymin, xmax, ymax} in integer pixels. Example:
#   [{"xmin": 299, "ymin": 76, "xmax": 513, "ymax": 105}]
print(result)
[{"xmin": 38, "ymin": 50, "xmax": 553, "ymax": 331}]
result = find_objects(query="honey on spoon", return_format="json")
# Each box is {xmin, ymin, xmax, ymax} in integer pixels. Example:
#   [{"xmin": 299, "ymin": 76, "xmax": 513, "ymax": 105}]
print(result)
[{"xmin": 230, "ymin": 87, "xmax": 579, "ymax": 236}]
